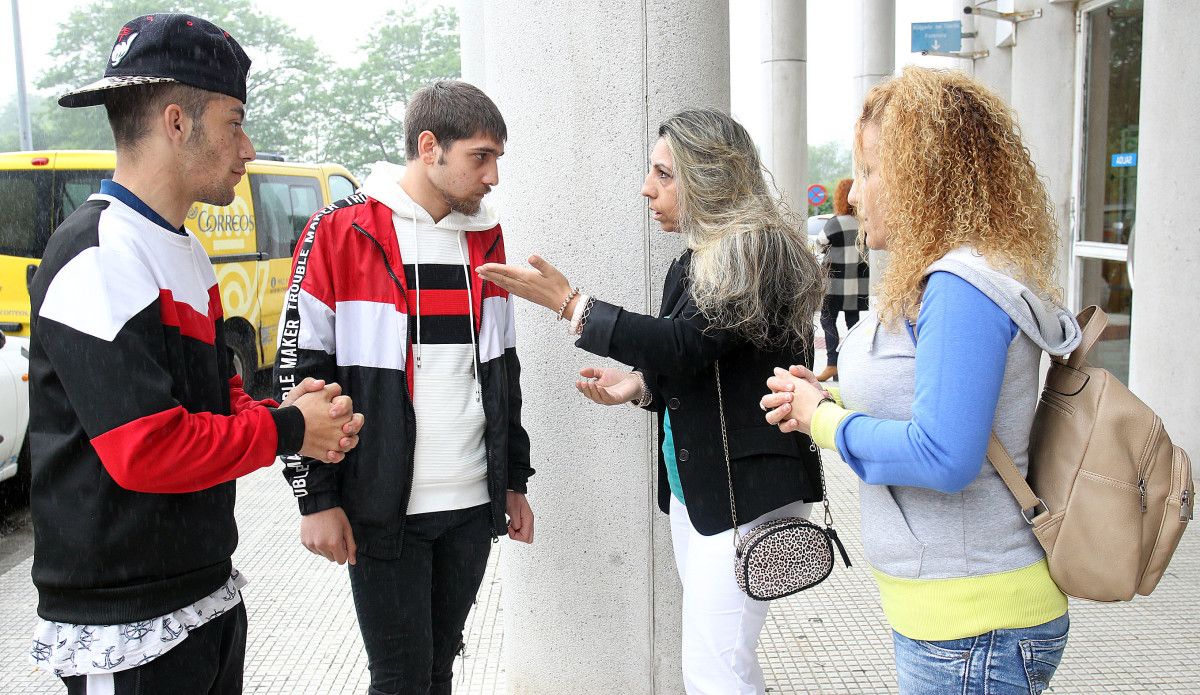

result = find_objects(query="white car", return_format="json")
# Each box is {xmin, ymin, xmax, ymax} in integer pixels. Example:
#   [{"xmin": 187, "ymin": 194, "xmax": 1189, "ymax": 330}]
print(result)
[
  {"xmin": 0, "ymin": 330, "xmax": 30, "ymax": 491},
  {"xmin": 807, "ymin": 213, "xmax": 833, "ymax": 259},
  {"xmin": 807, "ymin": 213, "xmax": 832, "ymax": 243}
]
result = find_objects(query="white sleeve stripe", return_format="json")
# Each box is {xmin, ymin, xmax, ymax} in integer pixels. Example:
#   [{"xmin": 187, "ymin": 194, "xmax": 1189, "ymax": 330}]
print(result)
[
  {"xmin": 295, "ymin": 290, "xmax": 337, "ymax": 354},
  {"xmin": 334, "ymin": 300, "xmax": 409, "ymax": 370},
  {"xmin": 478, "ymin": 296, "xmax": 514, "ymax": 363}
]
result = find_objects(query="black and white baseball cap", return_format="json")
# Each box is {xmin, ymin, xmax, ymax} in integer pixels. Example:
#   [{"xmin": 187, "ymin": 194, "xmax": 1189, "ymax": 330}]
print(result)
[{"xmin": 58, "ymin": 13, "xmax": 251, "ymax": 108}]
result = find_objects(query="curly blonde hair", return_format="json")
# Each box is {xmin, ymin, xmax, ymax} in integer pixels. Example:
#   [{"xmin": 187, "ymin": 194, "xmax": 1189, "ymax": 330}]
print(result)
[
  {"xmin": 660, "ymin": 109, "xmax": 823, "ymax": 349},
  {"xmin": 856, "ymin": 67, "xmax": 1061, "ymax": 325}
]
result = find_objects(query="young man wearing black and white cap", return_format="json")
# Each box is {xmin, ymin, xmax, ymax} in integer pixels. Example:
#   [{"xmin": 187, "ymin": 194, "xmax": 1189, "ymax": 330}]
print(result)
[{"xmin": 25, "ymin": 14, "xmax": 364, "ymax": 694}]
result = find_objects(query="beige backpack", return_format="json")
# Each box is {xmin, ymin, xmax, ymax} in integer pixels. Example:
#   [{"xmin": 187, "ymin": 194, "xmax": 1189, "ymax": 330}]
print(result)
[{"xmin": 988, "ymin": 305, "xmax": 1193, "ymax": 602}]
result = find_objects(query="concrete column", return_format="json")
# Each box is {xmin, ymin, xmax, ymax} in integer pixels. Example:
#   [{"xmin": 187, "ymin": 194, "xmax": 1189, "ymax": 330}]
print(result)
[
  {"xmin": 1129, "ymin": 0, "xmax": 1200, "ymax": 461},
  {"xmin": 1009, "ymin": 0, "xmax": 1077, "ymax": 288},
  {"xmin": 759, "ymin": 0, "xmax": 805, "ymax": 213},
  {"xmin": 469, "ymin": 2, "xmax": 729, "ymax": 692},
  {"xmin": 457, "ymin": 0, "xmax": 486, "ymax": 87},
  {"xmin": 852, "ymin": 0, "xmax": 894, "ymax": 109},
  {"xmin": 852, "ymin": 0, "xmax": 894, "ymax": 292}
]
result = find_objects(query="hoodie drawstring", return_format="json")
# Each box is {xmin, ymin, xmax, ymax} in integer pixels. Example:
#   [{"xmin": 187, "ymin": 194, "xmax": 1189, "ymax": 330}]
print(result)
[
  {"xmin": 458, "ymin": 231, "xmax": 483, "ymax": 403},
  {"xmin": 409, "ymin": 202, "xmax": 481, "ymax": 402},
  {"xmin": 412, "ymin": 203, "xmax": 422, "ymax": 370}
]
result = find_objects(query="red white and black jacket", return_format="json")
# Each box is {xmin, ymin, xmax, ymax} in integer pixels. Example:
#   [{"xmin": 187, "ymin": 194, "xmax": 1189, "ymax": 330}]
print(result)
[
  {"xmin": 28, "ymin": 181, "xmax": 304, "ymax": 625},
  {"xmin": 275, "ymin": 176, "xmax": 534, "ymax": 559}
]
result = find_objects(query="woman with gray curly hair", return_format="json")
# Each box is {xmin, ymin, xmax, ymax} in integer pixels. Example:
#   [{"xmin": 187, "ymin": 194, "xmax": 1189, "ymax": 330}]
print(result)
[{"xmin": 478, "ymin": 108, "xmax": 825, "ymax": 694}]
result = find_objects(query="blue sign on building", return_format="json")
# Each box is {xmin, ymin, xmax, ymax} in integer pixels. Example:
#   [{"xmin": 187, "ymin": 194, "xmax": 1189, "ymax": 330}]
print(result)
[
  {"xmin": 911, "ymin": 21, "xmax": 963, "ymax": 53},
  {"xmin": 1111, "ymin": 152, "xmax": 1138, "ymax": 167}
]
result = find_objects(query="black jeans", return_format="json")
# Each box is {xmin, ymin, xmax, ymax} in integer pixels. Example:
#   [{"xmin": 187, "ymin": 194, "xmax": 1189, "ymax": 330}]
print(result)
[
  {"xmin": 349, "ymin": 503, "xmax": 493, "ymax": 695},
  {"xmin": 62, "ymin": 600, "xmax": 246, "ymax": 695},
  {"xmin": 820, "ymin": 296, "xmax": 860, "ymax": 367}
]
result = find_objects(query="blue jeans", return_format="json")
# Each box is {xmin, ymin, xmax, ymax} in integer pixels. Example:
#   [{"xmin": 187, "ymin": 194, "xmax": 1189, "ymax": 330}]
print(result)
[{"xmin": 892, "ymin": 613, "xmax": 1069, "ymax": 695}]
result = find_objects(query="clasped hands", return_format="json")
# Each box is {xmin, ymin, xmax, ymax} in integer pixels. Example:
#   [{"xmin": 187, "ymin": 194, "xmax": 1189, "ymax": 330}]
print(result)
[
  {"xmin": 282, "ymin": 377, "xmax": 366, "ymax": 463},
  {"xmin": 759, "ymin": 365, "xmax": 831, "ymax": 435}
]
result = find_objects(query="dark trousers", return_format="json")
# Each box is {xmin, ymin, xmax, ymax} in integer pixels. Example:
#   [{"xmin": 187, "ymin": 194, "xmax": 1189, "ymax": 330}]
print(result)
[
  {"xmin": 349, "ymin": 503, "xmax": 493, "ymax": 695},
  {"xmin": 820, "ymin": 296, "xmax": 860, "ymax": 367},
  {"xmin": 63, "ymin": 600, "xmax": 246, "ymax": 695}
]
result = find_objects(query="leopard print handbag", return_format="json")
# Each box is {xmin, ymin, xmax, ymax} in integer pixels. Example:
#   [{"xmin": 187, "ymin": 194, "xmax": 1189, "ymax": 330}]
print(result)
[{"xmin": 714, "ymin": 362, "xmax": 852, "ymax": 601}]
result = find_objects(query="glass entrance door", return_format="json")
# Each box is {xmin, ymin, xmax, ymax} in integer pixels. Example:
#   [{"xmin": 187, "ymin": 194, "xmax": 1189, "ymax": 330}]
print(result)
[{"xmin": 1071, "ymin": 0, "xmax": 1143, "ymax": 384}]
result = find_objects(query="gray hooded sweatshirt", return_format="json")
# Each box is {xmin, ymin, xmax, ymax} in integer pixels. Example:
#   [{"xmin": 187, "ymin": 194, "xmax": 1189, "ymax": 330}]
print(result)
[{"xmin": 838, "ymin": 247, "xmax": 1082, "ymax": 582}]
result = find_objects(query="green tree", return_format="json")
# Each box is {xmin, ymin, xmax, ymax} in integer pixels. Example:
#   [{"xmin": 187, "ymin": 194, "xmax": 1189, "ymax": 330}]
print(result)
[
  {"xmin": 807, "ymin": 140, "xmax": 853, "ymax": 216},
  {"xmin": 320, "ymin": 5, "xmax": 461, "ymax": 177},
  {"xmin": 17, "ymin": 1, "xmax": 461, "ymax": 176},
  {"xmin": 34, "ymin": 0, "xmax": 325, "ymax": 158},
  {"xmin": 0, "ymin": 94, "xmax": 54, "ymax": 151}
]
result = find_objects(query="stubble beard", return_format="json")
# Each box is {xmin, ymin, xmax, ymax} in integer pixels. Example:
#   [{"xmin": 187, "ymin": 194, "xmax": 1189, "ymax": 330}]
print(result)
[
  {"xmin": 442, "ymin": 190, "xmax": 482, "ymax": 216},
  {"xmin": 434, "ymin": 154, "xmax": 484, "ymax": 216},
  {"xmin": 194, "ymin": 184, "xmax": 237, "ymax": 207},
  {"xmin": 184, "ymin": 123, "xmax": 238, "ymax": 207}
]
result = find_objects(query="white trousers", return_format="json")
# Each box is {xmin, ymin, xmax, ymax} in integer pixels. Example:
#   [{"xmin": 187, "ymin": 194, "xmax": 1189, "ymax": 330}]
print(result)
[{"xmin": 669, "ymin": 495, "xmax": 812, "ymax": 695}]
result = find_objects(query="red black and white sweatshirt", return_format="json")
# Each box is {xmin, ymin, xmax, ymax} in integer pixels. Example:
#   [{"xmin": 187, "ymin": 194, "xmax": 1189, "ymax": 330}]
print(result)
[
  {"xmin": 275, "ymin": 163, "xmax": 533, "ymax": 558},
  {"xmin": 28, "ymin": 180, "xmax": 305, "ymax": 625}
]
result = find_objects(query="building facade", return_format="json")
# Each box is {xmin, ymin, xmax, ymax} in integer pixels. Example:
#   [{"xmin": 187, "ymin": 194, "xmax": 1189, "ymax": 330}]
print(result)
[{"xmin": 937, "ymin": 0, "xmax": 1198, "ymax": 467}]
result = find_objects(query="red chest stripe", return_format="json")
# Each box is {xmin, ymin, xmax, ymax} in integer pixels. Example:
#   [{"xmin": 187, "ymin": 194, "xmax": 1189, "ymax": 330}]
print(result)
[
  {"xmin": 413, "ymin": 289, "xmax": 474, "ymax": 317},
  {"xmin": 158, "ymin": 286, "xmax": 222, "ymax": 345}
]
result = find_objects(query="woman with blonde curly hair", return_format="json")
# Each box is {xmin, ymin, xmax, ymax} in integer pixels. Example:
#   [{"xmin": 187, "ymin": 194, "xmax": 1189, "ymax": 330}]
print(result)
[
  {"xmin": 760, "ymin": 67, "xmax": 1082, "ymax": 694},
  {"xmin": 479, "ymin": 108, "xmax": 825, "ymax": 693}
]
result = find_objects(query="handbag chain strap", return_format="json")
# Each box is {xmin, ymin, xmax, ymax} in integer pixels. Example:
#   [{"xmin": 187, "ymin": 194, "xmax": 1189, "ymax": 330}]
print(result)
[
  {"xmin": 715, "ymin": 361, "xmax": 834, "ymax": 552},
  {"xmin": 713, "ymin": 361, "xmax": 741, "ymax": 551}
]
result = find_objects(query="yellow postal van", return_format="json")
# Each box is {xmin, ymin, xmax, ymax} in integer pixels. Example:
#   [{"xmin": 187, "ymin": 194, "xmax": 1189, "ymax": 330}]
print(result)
[{"xmin": 0, "ymin": 150, "xmax": 358, "ymax": 390}]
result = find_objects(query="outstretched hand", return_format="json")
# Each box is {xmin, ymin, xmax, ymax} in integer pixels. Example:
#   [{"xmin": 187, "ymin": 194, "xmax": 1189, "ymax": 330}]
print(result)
[
  {"xmin": 575, "ymin": 367, "xmax": 643, "ymax": 406},
  {"xmin": 476, "ymin": 255, "xmax": 576, "ymax": 315}
]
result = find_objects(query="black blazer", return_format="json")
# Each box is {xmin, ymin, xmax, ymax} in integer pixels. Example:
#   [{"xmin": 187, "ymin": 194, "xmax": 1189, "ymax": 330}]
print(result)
[{"xmin": 577, "ymin": 251, "xmax": 823, "ymax": 535}]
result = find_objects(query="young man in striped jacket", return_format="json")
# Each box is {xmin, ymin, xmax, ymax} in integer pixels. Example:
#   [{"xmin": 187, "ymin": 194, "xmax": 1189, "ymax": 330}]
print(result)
[
  {"xmin": 275, "ymin": 81, "xmax": 535, "ymax": 695},
  {"xmin": 26, "ymin": 14, "xmax": 361, "ymax": 694}
]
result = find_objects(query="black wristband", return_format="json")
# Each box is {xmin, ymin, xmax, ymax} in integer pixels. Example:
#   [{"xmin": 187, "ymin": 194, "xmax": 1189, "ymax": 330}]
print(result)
[{"xmin": 270, "ymin": 405, "xmax": 306, "ymax": 456}]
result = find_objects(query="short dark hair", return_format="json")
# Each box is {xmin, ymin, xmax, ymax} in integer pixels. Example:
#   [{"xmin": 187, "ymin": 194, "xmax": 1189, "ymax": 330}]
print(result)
[
  {"xmin": 404, "ymin": 81, "xmax": 507, "ymax": 160},
  {"xmin": 104, "ymin": 83, "xmax": 215, "ymax": 149}
]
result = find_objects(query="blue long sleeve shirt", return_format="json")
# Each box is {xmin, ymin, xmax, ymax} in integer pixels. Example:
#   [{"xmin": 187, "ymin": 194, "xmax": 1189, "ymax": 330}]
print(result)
[{"xmin": 834, "ymin": 271, "xmax": 1019, "ymax": 493}]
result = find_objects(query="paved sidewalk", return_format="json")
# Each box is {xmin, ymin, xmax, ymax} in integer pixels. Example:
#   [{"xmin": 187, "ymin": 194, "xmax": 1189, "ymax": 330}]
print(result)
[{"xmin": 2, "ymin": 456, "xmax": 1197, "ymax": 693}]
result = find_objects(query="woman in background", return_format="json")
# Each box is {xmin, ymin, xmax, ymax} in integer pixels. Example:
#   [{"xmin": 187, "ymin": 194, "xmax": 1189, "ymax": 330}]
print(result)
[{"xmin": 815, "ymin": 177, "xmax": 870, "ymax": 382}]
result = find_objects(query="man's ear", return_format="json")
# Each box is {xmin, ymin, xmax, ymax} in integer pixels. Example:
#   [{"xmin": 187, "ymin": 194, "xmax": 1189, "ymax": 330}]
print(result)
[
  {"xmin": 160, "ymin": 103, "xmax": 188, "ymax": 147},
  {"xmin": 418, "ymin": 130, "xmax": 440, "ymax": 165}
]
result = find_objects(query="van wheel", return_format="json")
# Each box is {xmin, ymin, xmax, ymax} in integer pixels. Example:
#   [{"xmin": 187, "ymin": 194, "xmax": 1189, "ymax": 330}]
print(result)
[{"xmin": 229, "ymin": 338, "xmax": 265, "ymax": 398}]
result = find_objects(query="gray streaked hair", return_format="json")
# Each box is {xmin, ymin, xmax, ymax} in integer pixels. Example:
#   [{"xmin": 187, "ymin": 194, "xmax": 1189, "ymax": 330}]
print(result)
[{"xmin": 659, "ymin": 108, "xmax": 823, "ymax": 350}]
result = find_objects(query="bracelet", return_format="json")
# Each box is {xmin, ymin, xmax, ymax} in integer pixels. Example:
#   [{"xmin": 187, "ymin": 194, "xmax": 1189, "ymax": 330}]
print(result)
[
  {"xmin": 557, "ymin": 287, "xmax": 580, "ymax": 321},
  {"xmin": 630, "ymin": 371, "xmax": 653, "ymax": 408},
  {"xmin": 571, "ymin": 296, "xmax": 595, "ymax": 335}
]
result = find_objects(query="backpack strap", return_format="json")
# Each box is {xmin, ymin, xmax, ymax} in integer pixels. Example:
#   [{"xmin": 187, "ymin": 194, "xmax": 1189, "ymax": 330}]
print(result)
[
  {"xmin": 987, "ymin": 432, "xmax": 1046, "ymax": 524},
  {"xmin": 1063, "ymin": 305, "xmax": 1108, "ymax": 369}
]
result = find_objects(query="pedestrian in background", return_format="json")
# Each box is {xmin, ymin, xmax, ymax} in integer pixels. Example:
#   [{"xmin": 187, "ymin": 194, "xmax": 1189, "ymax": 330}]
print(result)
[
  {"xmin": 762, "ymin": 66, "xmax": 1081, "ymax": 695},
  {"xmin": 478, "ymin": 108, "xmax": 825, "ymax": 695},
  {"xmin": 815, "ymin": 177, "xmax": 869, "ymax": 382}
]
